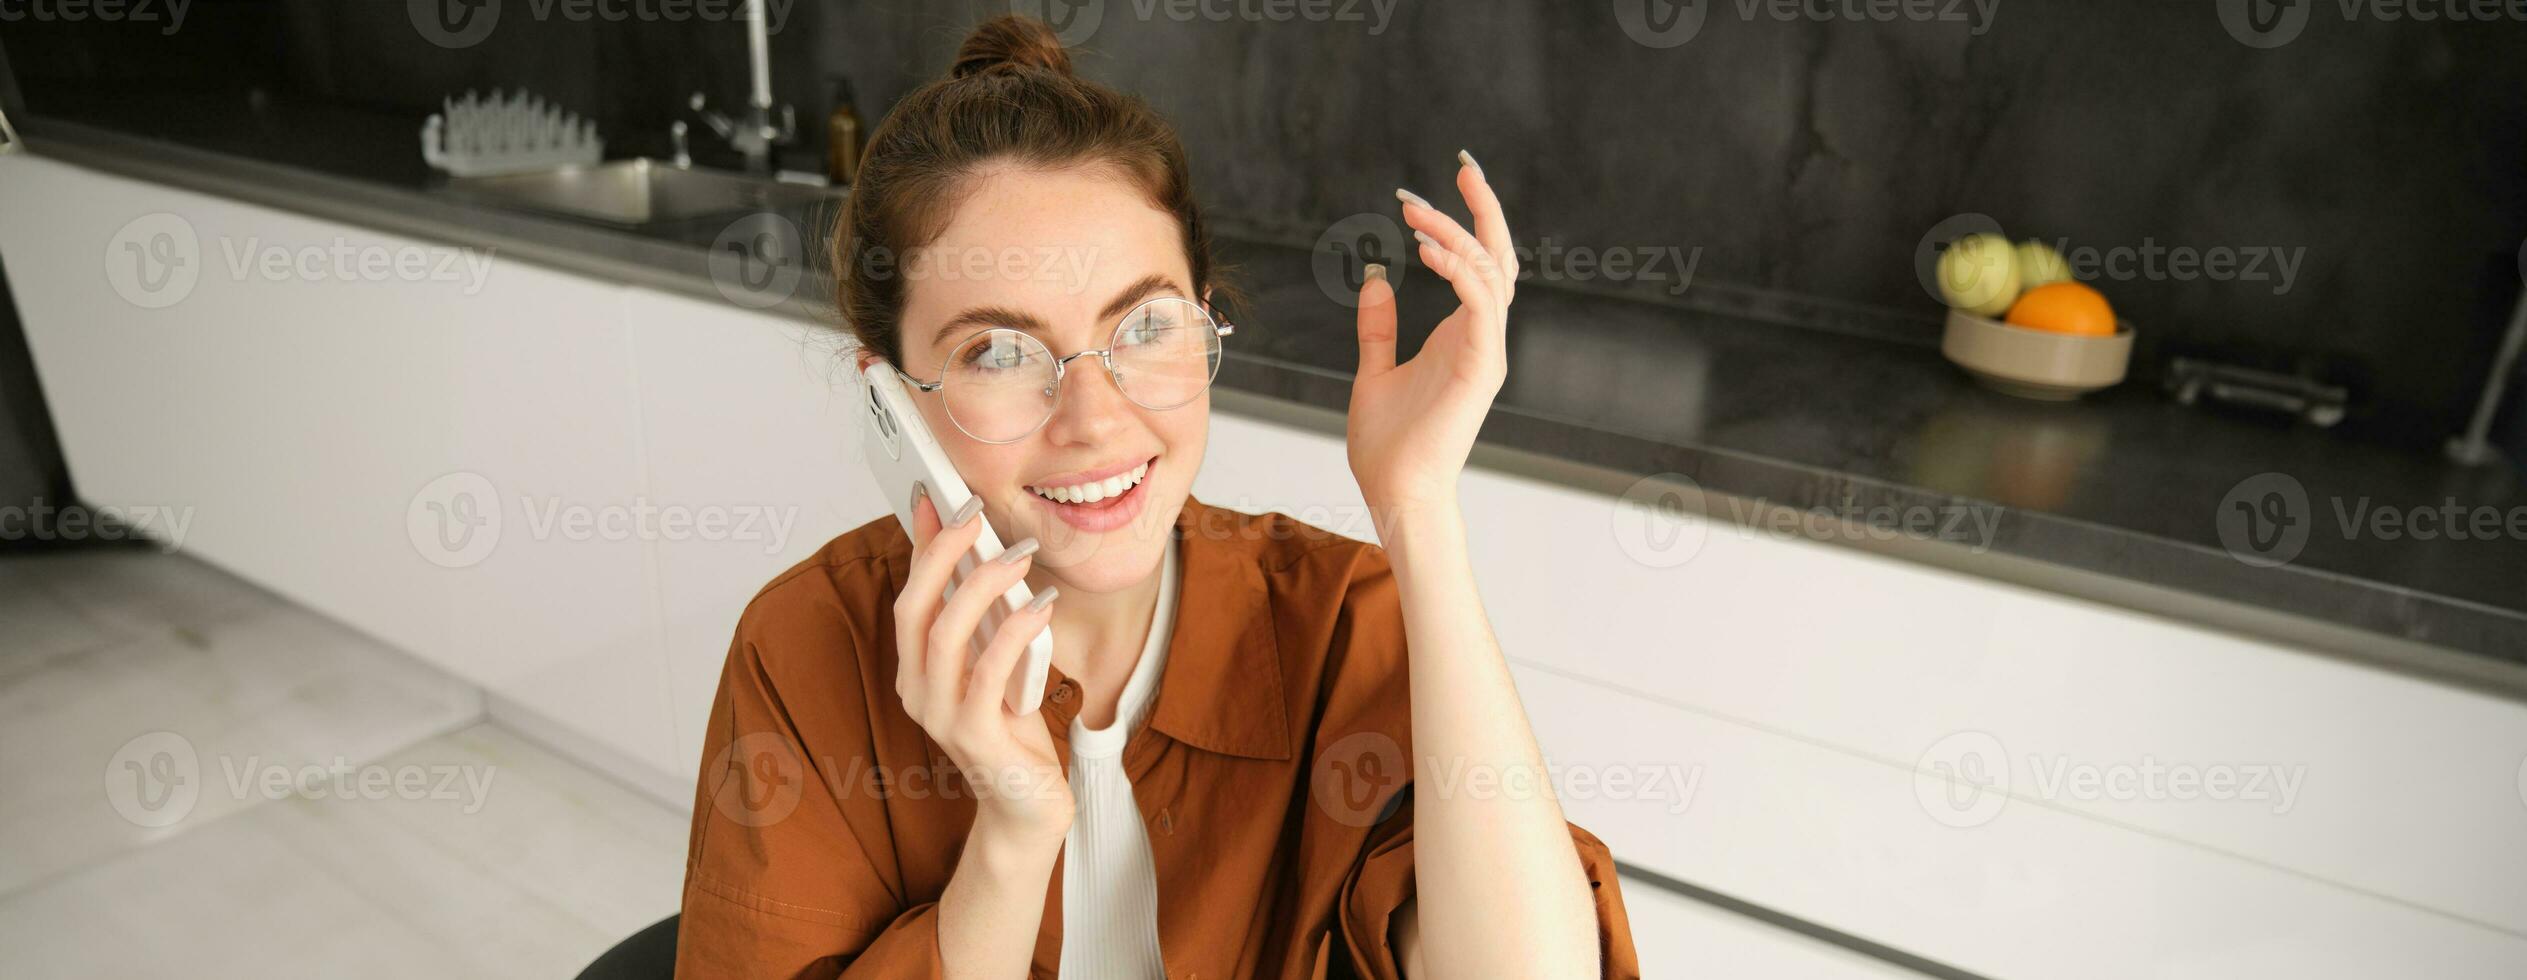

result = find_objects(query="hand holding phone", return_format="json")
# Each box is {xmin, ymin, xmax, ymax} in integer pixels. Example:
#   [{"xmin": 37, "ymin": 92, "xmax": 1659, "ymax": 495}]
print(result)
[
  {"xmin": 861, "ymin": 362, "xmax": 1058, "ymax": 715},
  {"xmin": 889, "ymin": 487, "xmax": 1073, "ymax": 833}
]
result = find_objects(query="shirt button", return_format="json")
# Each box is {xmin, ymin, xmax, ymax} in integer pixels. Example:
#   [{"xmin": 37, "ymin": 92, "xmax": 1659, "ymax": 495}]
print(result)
[{"xmin": 1051, "ymin": 681, "xmax": 1077, "ymax": 705}]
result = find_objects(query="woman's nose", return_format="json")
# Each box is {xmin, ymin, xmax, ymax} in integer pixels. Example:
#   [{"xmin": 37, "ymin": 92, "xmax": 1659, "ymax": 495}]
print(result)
[{"xmin": 1041, "ymin": 354, "xmax": 1134, "ymax": 444}]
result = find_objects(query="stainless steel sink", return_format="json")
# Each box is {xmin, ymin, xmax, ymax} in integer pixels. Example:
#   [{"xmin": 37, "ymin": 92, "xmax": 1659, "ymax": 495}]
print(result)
[{"xmin": 443, "ymin": 158, "xmax": 841, "ymax": 226}]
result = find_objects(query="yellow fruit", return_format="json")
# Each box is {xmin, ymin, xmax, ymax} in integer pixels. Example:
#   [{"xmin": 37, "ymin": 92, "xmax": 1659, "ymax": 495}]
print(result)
[
  {"xmin": 2005, "ymin": 281, "xmax": 2118, "ymax": 337},
  {"xmin": 1937, "ymin": 233, "xmax": 2020, "ymax": 316},
  {"xmin": 2016, "ymin": 240, "xmax": 2073, "ymax": 290}
]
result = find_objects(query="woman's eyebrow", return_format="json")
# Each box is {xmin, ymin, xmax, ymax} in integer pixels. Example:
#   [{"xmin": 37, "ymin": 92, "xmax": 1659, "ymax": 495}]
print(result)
[
  {"xmin": 930, "ymin": 306, "xmax": 1045, "ymax": 350},
  {"xmin": 1096, "ymin": 274, "xmax": 1186, "ymax": 322},
  {"xmin": 928, "ymin": 275, "xmax": 1190, "ymax": 351}
]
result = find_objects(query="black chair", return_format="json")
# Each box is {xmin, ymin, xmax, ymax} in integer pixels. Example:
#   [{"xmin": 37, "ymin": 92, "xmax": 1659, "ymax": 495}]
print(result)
[{"xmin": 575, "ymin": 914, "xmax": 679, "ymax": 980}]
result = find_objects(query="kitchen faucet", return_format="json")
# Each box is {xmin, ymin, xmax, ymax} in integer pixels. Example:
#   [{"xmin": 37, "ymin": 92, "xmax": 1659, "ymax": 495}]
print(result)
[{"xmin": 688, "ymin": 0, "xmax": 794, "ymax": 175}]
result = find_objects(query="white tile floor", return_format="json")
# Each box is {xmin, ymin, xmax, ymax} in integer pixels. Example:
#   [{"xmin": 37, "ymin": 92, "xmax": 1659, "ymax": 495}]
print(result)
[{"xmin": 0, "ymin": 548, "xmax": 687, "ymax": 980}]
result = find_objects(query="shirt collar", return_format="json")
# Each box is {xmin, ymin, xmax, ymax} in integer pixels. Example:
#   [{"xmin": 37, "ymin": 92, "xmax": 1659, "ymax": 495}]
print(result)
[
  {"xmin": 1140, "ymin": 493, "xmax": 1293, "ymax": 761},
  {"xmin": 980, "ymin": 494, "xmax": 1294, "ymax": 763}
]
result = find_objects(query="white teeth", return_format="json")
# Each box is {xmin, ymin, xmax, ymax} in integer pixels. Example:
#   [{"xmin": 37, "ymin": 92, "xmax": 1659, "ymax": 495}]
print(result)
[{"xmin": 1029, "ymin": 460, "xmax": 1150, "ymax": 505}]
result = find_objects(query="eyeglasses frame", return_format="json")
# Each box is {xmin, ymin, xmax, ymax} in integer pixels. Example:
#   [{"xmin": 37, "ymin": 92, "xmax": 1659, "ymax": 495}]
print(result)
[{"xmin": 890, "ymin": 295, "xmax": 1235, "ymax": 445}]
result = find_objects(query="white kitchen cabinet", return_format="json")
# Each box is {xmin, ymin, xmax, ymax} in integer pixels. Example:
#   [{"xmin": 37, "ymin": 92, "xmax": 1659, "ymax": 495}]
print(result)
[
  {"xmin": 7, "ymin": 151, "xmax": 2525, "ymax": 978},
  {"xmin": 0, "ymin": 155, "xmax": 675, "ymax": 776},
  {"xmin": 618, "ymin": 285, "xmax": 875, "ymax": 780}
]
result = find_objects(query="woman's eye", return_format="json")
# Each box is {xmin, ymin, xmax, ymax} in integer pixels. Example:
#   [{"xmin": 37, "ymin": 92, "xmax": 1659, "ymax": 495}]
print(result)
[
  {"xmin": 957, "ymin": 335, "xmax": 1031, "ymax": 372},
  {"xmin": 1123, "ymin": 317, "xmax": 1177, "ymax": 346}
]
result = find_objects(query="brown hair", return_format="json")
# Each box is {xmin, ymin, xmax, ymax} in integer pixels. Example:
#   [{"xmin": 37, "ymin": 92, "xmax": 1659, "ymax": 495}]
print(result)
[{"xmin": 836, "ymin": 14, "xmax": 1225, "ymax": 368}]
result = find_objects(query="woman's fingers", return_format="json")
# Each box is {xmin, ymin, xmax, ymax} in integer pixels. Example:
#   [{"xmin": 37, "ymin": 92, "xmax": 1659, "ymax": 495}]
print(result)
[
  {"xmin": 1455, "ymin": 152, "xmax": 1518, "ymax": 299},
  {"xmin": 1413, "ymin": 233, "xmax": 1505, "ymax": 363},
  {"xmin": 895, "ymin": 492, "xmax": 981, "ymax": 710},
  {"xmin": 924, "ymin": 538, "xmax": 1037, "ymax": 716},
  {"xmin": 1356, "ymin": 264, "xmax": 1398, "ymax": 377},
  {"xmin": 965, "ymin": 591, "xmax": 1054, "ymax": 715},
  {"xmin": 1397, "ymin": 191, "xmax": 1504, "ymax": 296}
]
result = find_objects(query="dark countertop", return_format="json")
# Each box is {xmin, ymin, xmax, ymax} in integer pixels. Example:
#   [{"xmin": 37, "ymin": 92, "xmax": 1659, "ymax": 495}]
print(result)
[{"xmin": 14, "ymin": 89, "xmax": 2527, "ymax": 688}]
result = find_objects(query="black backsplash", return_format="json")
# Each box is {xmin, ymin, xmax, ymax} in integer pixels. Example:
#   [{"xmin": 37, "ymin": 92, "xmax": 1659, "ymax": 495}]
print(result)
[{"xmin": 8, "ymin": 0, "xmax": 2524, "ymax": 450}]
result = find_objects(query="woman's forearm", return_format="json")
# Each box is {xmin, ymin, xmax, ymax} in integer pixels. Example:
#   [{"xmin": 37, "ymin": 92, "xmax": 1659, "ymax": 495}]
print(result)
[
  {"xmin": 936, "ymin": 812, "xmax": 1064, "ymax": 978},
  {"xmin": 1378, "ymin": 497, "xmax": 1601, "ymax": 979}
]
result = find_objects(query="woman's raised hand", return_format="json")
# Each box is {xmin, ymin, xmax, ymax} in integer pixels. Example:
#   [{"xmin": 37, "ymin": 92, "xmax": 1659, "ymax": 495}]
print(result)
[
  {"xmin": 1347, "ymin": 151, "xmax": 1519, "ymax": 525},
  {"xmin": 893, "ymin": 489, "xmax": 1073, "ymax": 841}
]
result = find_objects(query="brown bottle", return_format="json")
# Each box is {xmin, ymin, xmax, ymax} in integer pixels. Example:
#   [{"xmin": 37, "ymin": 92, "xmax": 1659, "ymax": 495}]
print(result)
[{"xmin": 826, "ymin": 77, "xmax": 864, "ymax": 186}]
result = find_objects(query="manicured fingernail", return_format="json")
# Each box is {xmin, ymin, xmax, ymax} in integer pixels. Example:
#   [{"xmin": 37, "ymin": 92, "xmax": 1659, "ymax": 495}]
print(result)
[
  {"xmin": 1364, "ymin": 263, "xmax": 1387, "ymax": 283},
  {"xmin": 1026, "ymin": 586, "xmax": 1059, "ymax": 611},
  {"xmin": 1395, "ymin": 187, "xmax": 1433, "ymax": 211},
  {"xmin": 996, "ymin": 537, "xmax": 1040, "ymax": 564},
  {"xmin": 1413, "ymin": 229, "xmax": 1440, "ymax": 250},
  {"xmin": 1457, "ymin": 149, "xmax": 1481, "ymax": 175},
  {"xmin": 912, "ymin": 481, "xmax": 930, "ymax": 508},
  {"xmin": 949, "ymin": 496, "xmax": 984, "ymax": 528}
]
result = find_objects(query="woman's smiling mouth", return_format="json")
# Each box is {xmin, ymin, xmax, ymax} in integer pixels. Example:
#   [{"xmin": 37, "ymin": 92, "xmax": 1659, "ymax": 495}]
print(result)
[{"xmin": 1025, "ymin": 454, "xmax": 1157, "ymax": 531}]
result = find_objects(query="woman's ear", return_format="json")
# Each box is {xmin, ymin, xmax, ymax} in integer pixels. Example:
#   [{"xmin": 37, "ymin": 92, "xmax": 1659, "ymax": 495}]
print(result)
[{"xmin": 853, "ymin": 347, "xmax": 883, "ymax": 374}]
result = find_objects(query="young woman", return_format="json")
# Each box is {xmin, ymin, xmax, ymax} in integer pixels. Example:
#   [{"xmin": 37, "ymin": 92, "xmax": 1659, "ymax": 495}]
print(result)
[{"xmin": 676, "ymin": 15, "xmax": 1639, "ymax": 979}]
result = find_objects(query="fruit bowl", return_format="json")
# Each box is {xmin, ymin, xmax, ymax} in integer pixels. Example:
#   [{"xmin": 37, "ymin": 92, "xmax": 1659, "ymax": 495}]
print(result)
[{"xmin": 1940, "ymin": 308, "xmax": 2133, "ymax": 401}]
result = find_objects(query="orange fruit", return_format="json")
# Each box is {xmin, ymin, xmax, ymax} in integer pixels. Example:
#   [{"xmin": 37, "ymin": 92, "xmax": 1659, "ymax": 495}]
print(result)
[{"xmin": 2004, "ymin": 281, "xmax": 2117, "ymax": 337}]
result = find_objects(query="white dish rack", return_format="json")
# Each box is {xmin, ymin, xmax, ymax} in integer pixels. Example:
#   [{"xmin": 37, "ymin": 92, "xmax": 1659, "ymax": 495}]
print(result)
[{"xmin": 420, "ymin": 89, "xmax": 604, "ymax": 178}]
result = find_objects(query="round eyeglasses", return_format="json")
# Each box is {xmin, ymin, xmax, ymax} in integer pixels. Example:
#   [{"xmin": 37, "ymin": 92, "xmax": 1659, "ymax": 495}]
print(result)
[{"xmin": 894, "ymin": 296, "xmax": 1235, "ymax": 445}]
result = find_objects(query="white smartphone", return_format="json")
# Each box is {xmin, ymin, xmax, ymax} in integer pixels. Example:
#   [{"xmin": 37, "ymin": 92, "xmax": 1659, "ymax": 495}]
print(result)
[{"xmin": 860, "ymin": 361, "xmax": 1055, "ymax": 715}]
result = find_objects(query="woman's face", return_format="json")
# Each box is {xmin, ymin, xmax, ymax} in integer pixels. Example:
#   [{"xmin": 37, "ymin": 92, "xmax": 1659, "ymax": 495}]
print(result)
[{"xmin": 872, "ymin": 165, "xmax": 1209, "ymax": 596}]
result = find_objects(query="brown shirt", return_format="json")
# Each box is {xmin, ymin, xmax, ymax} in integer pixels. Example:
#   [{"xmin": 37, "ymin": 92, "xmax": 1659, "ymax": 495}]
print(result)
[{"xmin": 675, "ymin": 494, "xmax": 1640, "ymax": 979}]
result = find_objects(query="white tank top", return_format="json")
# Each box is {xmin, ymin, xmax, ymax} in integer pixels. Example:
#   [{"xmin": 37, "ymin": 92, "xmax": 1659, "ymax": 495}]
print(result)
[{"xmin": 1057, "ymin": 533, "xmax": 1177, "ymax": 978}]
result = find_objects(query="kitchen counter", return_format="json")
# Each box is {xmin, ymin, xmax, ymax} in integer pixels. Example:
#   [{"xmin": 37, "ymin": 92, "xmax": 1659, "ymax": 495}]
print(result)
[{"xmin": 14, "ymin": 91, "xmax": 2527, "ymax": 689}]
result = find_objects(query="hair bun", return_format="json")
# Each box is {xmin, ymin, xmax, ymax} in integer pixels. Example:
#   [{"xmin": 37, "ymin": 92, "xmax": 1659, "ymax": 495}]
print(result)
[{"xmin": 952, "ymin": 14, "xmax": 1074, "ymax": 79}]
